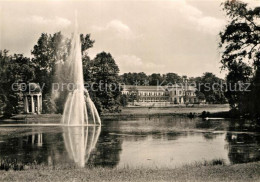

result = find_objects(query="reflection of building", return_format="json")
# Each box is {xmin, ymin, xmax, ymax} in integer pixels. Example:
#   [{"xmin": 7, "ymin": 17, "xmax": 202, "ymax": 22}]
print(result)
[
  {"xmin": 0, "ymin": 127, "xmax": 102, "ymax": 168},
  {"xmin": 31, "ymin": 133, "xmax": 43, "ymax": 147},
  {"xmin": 122, "ymin": 84, "xmax": 199, "ymax": 104},
  {"xmin": 23, "ymin": 83, "xmax": 42, "ymax": 114}
]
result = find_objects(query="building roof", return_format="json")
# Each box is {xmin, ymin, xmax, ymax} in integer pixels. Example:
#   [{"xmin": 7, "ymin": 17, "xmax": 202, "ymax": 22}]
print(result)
[
  {"xmin": 122, "ymin": 84, "xmax": 196, "ymax": 91},
  {"xmin": 24, "ymin": 83, "xmax": 42, "ymax": 93},
  {"xmin": 122, "ymin": 85, "xmax": 167, "ymax": 91}
]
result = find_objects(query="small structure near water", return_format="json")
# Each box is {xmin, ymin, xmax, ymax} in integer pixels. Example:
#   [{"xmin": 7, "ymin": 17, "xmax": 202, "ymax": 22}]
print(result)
[{"xmin": 23, "ymin": 83, "xmax": 42, "ymax": 114}]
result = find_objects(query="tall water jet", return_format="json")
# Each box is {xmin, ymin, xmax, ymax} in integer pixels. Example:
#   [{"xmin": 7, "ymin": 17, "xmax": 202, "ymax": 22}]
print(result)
[{"xmin": 61, "ymin": 15, "xmax": 101, "ymax": 125}]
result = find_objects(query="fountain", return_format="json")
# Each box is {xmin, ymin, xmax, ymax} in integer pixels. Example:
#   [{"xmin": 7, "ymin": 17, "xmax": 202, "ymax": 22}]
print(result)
[{"xmin": 61, "ymin": 15, "xmax": 101, "ymax": 126}]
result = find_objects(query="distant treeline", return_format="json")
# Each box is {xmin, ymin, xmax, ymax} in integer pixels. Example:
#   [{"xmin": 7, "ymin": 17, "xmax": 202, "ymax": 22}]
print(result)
[{"xmin": 119, "ymin": 72, "xmax": 227, "ymax": 104}]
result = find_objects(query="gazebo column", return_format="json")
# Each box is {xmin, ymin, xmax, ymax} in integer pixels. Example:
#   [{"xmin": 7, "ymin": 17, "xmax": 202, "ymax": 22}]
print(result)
[
  {"xmin": 40, "ymin": 95, "xmax": 42, "ymax": 113},
  {"xmin": 37, "ymin": 95, "xmax": 40, "ymax": 114},
  {"xmin": 31, "ymin": 95, "xmax": 35, "ymax": 113},
  {"xmin": 24, "ymin": 96, "xmax": 29, "ymax": 113}
]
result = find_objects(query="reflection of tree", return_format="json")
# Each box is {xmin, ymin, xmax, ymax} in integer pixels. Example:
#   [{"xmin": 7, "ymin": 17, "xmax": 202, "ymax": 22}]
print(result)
[
  {"xmin": 227, "ymin": 120, "xmax": 259, "ymax": 132},
  {"xmin": 87, "ymin": 130, "xmax": 122, "ymax": 168},
  {"xmin": 202, "ymin": 132, "xmax": 218, "ymax": 141},
  {"xmin": 225, "ymin": 133, "xmax": 260, "ymax": 164},
  {"xmin": 151, "ymin": 132, "xmax": 185, "ymax": 140}
]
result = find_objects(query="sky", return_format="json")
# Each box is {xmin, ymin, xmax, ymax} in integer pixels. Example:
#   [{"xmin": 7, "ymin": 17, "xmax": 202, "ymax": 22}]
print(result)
[{"xmin": 0, "ymin": 0, "xmax": 259, "ymax": 78}]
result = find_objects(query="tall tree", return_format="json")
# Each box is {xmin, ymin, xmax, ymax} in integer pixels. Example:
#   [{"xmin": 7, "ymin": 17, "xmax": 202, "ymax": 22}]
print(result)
[
  {"xmin": 0, "ymin": 50, "xmax": 35, "ymax": 116},
  {"xmin": 31, "ymin": 32, "xmax": 68, "ymax": 96},
  {"xmin": 88, "ymin": 52, "xmax": 121, "ymax": 113},
  {"xmin": 219, "ymin": 1, "xmax": 260, "ymax": 117}
]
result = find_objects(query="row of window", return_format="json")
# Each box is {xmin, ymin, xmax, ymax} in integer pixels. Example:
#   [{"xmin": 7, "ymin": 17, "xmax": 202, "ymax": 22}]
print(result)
[
  {"xmin": 123, "ymin": 91, "xmax": 196, "ymax": 96},
  {"xmin": 139, "ymin": 97, "xmax": 168, "ymax": 102},
  {"xmin": 123, "ymin": 92, "xmax": 166, "ymax": 96},
  {"xmin": 186, "ymin": 92, "xmax": 196, "ymax": 96},
  {"xmin": 138, "ymin": 97, "xmax": 197, "ymax": 103}
]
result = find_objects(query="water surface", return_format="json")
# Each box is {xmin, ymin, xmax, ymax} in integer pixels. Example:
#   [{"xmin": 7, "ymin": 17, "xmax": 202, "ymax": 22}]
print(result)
[{"xmin": 0, "ymin": 116, "xmax": 259, "ymax": 169}]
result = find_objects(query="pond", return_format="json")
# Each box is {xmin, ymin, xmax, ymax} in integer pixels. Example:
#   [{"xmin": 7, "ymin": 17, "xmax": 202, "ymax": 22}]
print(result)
[{"xmin": 0, "ymin": 116, "xmax": 259, "ymax": 169}]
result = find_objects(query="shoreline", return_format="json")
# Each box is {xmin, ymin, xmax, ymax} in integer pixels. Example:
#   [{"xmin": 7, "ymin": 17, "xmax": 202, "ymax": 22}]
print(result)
[
  {"xmin": 0, "ymin": 104, "xmax": 231, "ymax": 123},
  {"xmin": 0, "ymin": 161, "xmax": 259, "ymax": 182}
]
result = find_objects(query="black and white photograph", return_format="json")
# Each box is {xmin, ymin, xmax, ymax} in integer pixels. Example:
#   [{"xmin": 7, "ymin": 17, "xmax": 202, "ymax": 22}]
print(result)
[{"xmin": 0, "ymin": 0, "xmax": 259, "ymax": 181}]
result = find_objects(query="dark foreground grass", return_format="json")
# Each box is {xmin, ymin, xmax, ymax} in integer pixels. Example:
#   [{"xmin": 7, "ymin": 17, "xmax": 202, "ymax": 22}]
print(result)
[{"xmin": 0, "ymin": 162, "xmax": 260, "ymax": 182}]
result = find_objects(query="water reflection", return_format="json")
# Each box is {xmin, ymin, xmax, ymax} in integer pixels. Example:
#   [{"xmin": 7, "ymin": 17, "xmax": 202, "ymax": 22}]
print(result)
[
  {"xmin": 0, "ymin": 117, "xmax": 259, "ymax": 169},
  {"xmin": 63, "ymin": 126, "xmax": 101, "ymax": 167},
  {"xmin": 87, "ymin": 129, "xmax": 122, "ymax": 168},
  {"xmin": 226, "ymin": 133, "xmax": 260, "ymax": 164},
  {"xmin": 31, "ymin": 133, "xmax": 43, "ymax": 147}
]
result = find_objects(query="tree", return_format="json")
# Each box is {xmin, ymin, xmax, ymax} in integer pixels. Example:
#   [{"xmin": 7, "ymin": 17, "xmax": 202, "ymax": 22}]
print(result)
[
  {"xmin": 119, "ymin": 72, "xmax": 148, "ymax": 85},
  {"xmin": 88, "ymin": 52, "xmax": 121, "ymax": 113},
  {"xmin": 0, "ymin": 50, "xmax": 11, "ymax": 115},
  {"xmin": 195, "ymin": 91, "xmax": 206, "ymax": 102},
  {"xmin": 219, "ymin": 1, "xmax": 260, "ymax": 70},
  {"xmin": 219, "ymin": 1, "xmax": 260, "ymax": 117},
  {"xmin": 0, "ymin": 50, "xmax": 35, "ymax": 116},
  {"xmin": 149, "ymin": 73, "xmax": 163, "ymax": 85},
  {"xmin": 198, "ymin": 72, "xmax": 227, "ymax": 104},
  {"xmin": 31, "ymin": 32, "xmax": 68, "ymax": 97},
  {"xmin": 119, "ymin": 94, "xmax": 128, "ymax": 107},
  {"xmin": 128, "ymin": 87, "xmax": 139, "ymax": 104},
  {"xmin": 80, "ymin": 34, "xmax": 95, "ymax": 56},
  {"xmin": 163, "ymin": 73, "xmax": 182, "ymax": 84}
]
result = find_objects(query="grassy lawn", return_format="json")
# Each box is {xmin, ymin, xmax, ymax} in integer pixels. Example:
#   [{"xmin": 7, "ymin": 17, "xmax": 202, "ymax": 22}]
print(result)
[{"xmin": 0, "ymin": 162, "xmax": 260, "ymax": 182}]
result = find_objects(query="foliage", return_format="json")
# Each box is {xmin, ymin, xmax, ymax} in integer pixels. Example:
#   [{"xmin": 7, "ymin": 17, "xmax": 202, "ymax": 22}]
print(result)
[
  {"xmin": 31, "ymin": 32, "xmax": 69, "ymax": 97},
  {"xmin": 119, "ymin": 72, "xmax": 182, "ymax": 86},
  {"xmin": 149, "ymin": 73, "xmax": 164, "ymax": 85},
  {"xmin": 0, "ymin": 50, "xmax": 35, "ymax": 116},
  {"xmin": 128, "ymin": 87, "xmax": 139, "ymax": 104},
  {"xmin": 120, "ymin": 72, "xmax": 148, "ymax": 85},
  {"xmin": 219, "ymin": 1, "xmax": 260, "ymax": 118},
  {"xmin": 195, "ymin": 91, "xmax": 206, "ymax": 101},
  {"xmin": 219, "ymin": 1, "xmax": 260, "ymax": 70},
  {"xmin": 197, "ymin": 72, "xmax": 227, "ymax": 104},
  {"xmin": 84, "ymin": 52, "xmax": 121, "ymax": 113},
  {"xmin": 164, "ymin": 73, "xmax": 182, "ymax": 84},
  {"xmin": 119, "ymin": 94, "xmax": 128, "ymax": 107}
]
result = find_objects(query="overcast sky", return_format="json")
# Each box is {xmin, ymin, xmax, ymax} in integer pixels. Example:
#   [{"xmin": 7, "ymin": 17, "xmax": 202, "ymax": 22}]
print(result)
[{"xmin": 0, "ymin": 0, "xmax": 258, "ymax": 78}]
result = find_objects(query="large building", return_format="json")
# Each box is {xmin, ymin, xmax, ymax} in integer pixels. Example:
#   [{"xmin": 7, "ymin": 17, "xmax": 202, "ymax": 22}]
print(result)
[{"xmin": 122, "ymin": 83, "xmax": 201, "ymax": 105}]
